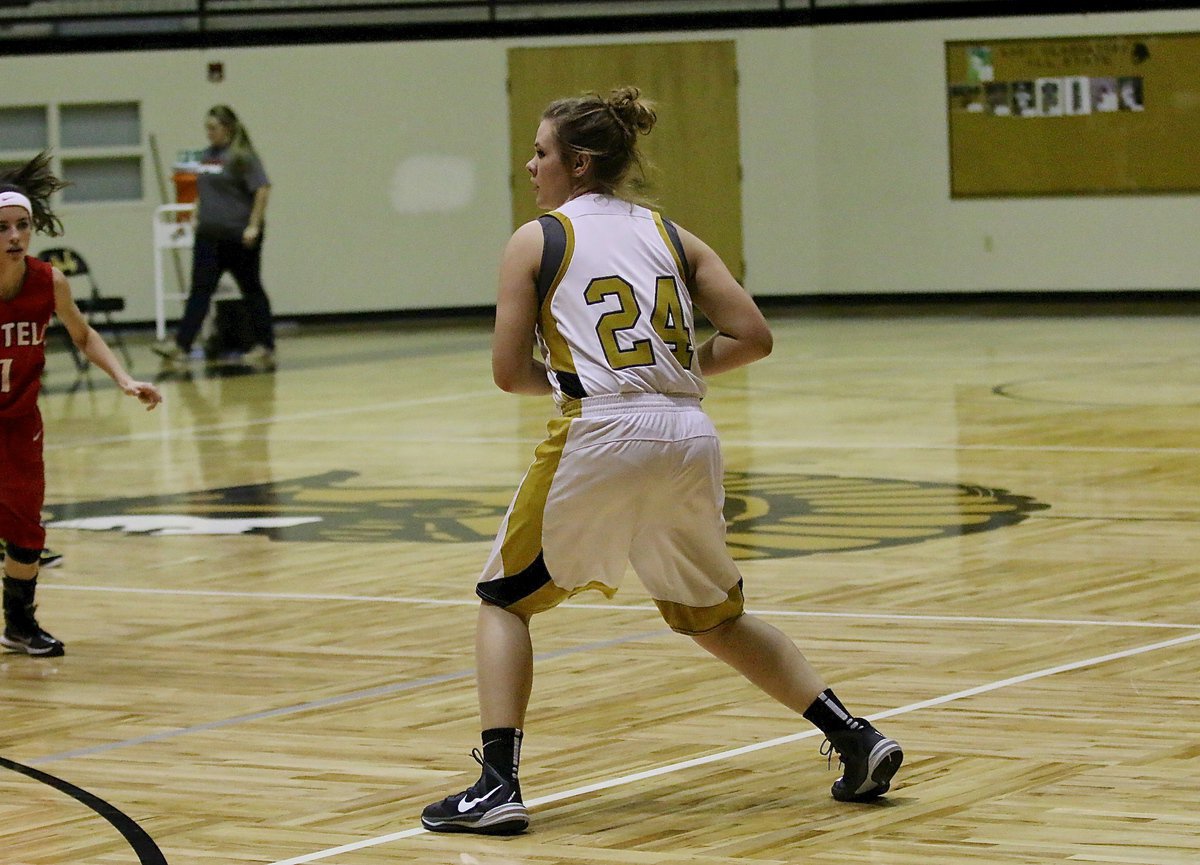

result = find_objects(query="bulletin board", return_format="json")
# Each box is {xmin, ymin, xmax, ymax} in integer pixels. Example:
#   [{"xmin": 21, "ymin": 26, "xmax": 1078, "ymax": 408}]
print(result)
[{"xmin": 946, "ymin": 34, "xmax": 1200, "ymax": 197}]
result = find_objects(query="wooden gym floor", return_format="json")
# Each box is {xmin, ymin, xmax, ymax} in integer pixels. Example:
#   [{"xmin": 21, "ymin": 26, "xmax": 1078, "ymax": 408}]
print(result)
[{"xmin": 2, "ymin": 304, "xmax": 1198, "ymax": 865}]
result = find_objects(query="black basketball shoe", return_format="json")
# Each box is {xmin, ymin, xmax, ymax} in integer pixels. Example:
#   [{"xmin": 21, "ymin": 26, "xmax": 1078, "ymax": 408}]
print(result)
[
  {"xmin": 1, "ymin": 602, "xmax": 65, "ymax": 657},
  {"xmin": 822, "ymin": 719, "xmax": 903, "ymax": 802},
  {"xmin": 37, "ymin": 547, "xmax": 64, "ymax": 569},
  {"xmin": 421, "ymin": 749, "xmax": 529, "ymax": 835}
]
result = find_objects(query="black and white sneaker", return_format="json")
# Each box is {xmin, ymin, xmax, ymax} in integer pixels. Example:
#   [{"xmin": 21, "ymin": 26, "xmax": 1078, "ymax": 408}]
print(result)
[
  {"xmin": 1, "ymin": 616, "xmax": 65, "ymax": 657},
  {"xmin": 37, "ymin": 547, "xmax": 64, "ymax": 569},
  {"xmin": 823, "ymin": 719, "xmax": 903, "ymax": 802},
  {"xmin": 421, "ymin": 749, "xmax": 529, "ymax": 835},
  {"xmin": 151, "ymin": 339, "xmax": 186, "ymax": 363}
]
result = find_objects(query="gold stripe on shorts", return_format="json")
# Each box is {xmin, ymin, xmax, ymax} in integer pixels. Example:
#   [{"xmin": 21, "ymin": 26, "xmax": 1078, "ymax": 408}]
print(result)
[
  {"xmin": 509, "ymin": 579, "xmax": 617, "ymax": 618},
  {"xmin": 654, "ymin": 581, "xmax": 745, "ymax": 635},
  {"xmin": 499, "ymin": 416, "xmax": 571, "ymax": 577}
]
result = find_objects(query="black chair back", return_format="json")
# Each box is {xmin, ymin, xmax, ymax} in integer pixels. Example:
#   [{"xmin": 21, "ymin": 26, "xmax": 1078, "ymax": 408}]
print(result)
[
  {"xmin": 37, "ymin": 247, "xmax": 91, "ymax": 278},
  {"xmin": 33, "ymin": 246, "xmax": 131, "ymax": 373}
]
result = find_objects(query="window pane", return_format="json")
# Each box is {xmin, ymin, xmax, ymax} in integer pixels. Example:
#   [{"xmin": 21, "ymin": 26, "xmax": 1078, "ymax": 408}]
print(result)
[
  {"xmin": 61, "ymin": 157, "xmax": 143, "ymax": 202},
  {"xmin": 60, "ymin": 102, "xmax": 141, "ymax": 148},
  {"xmin": 0, "ymin": 106, "xmax": 49, "ymax": 151}
]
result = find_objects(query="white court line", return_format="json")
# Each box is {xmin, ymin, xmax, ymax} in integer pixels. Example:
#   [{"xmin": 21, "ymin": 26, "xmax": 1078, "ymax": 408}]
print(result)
[
  {"xmin": 265, "ymin": 629, "xmax": 1200, "ymax": 865},
  {"xmin": 40, "ymin": 390, "xmax": 1200, "ymax": 455},
  {"xmin": 47, "ymin": 428, "xmax": 1200, "ymax": 456},
  {"xmin": 105, "ymin": 432, "xmax": 1200, "ymax": 456},
  {"xmin": 44, "ymin": 388, "xmax": 498, "ymax": 451},
  {"xmin": 720, "ymin": 439, "xmax": 1200, "ymax": 456},
  {"xmin": 43, "ymin": 584, "xmax": 1200, "ymax": 631}
]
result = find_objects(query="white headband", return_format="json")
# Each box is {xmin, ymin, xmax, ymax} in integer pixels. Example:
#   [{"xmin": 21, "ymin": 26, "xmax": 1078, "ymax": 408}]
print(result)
[{"xmin": 0, "ymin": 191, "xmax": 33, "ymax": 215}]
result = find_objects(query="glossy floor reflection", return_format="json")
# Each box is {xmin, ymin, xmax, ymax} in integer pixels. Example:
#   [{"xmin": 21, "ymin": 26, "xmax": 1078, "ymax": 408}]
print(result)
[{"xmin": 4, "ymin": 309, "xmax": 1200, "ymax": 865}]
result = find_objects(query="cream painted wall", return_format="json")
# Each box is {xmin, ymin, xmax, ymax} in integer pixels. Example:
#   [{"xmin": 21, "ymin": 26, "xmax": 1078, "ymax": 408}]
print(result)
[
  {"xmin": 5, "ymin": 40, "xmax": 512, "ymax": 322},
  {"xmin": 737, "ymin": 28, "xmax": 821, "ymax": 296},
  {"xmin": 813, "ymin": 10, "xmax": 1200, "ymax": 294},
  {"xmin": 2, "ymin": 8, "xmax": 1197, "ymax": 325}
]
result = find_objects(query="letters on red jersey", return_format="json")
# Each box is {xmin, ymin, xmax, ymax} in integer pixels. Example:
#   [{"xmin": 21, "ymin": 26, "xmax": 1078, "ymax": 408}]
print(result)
[{"xmin": 0, "ymin": 256, "xmax": 55, "ymax": 418}]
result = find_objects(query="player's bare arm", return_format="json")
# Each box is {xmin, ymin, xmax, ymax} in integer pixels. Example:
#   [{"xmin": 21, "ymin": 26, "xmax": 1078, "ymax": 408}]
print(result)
[
  {"xmin": 52, "ymin": 270, "xmax": 162, "ymax": 409},
  {"xmin": 492, "ymin": 220, "xmax": 552, "ymax": 396},
  {"xmin": 677, "ymin": 226, "xmax": 773, "ymax": 376}
]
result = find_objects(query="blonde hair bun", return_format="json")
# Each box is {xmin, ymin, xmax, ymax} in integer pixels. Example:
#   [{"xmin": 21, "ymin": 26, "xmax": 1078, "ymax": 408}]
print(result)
[{"xmin": 606, "ymin": 86, "xmax": 657, "ymax": 138}]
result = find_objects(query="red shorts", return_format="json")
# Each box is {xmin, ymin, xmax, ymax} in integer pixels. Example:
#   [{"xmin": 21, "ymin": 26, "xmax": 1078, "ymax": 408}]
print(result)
[{"xmin": 0, "ymin": 409, "xmax": 46, "ymax": 551}]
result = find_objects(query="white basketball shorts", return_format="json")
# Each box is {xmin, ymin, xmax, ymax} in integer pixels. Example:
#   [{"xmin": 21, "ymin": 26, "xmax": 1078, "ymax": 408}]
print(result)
[{"xmin": 476, "ymin": 394, "xmax": 745, "ymax": 634}]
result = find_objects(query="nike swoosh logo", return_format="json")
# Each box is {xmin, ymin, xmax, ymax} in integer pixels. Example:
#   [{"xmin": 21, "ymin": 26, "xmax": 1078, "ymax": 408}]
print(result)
[
  {"xmin": 32, "ymin": 430, "xmax": 42, "ymax": 442},
  {"xmin": 457, "ymin": 784, "xmax": 502, "ymax": 813}
]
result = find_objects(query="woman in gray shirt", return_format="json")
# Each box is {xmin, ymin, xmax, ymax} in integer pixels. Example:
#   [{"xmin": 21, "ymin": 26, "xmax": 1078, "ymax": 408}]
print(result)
[{"xmin": 154, "ymin": 105, "xmax": 275, "ymax": 367}]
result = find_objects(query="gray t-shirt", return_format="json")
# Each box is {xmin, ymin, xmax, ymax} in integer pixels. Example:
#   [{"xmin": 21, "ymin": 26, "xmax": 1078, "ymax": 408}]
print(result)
[{"xmin": 195, "ymin": 145, "xmax": 269, "ymax": 239}]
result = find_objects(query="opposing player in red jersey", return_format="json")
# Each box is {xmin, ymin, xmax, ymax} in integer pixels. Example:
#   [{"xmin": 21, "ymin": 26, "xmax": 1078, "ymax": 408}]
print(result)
[{"xmin": 0, "ymin": 152, "xmax": 162, "ymax": 657}]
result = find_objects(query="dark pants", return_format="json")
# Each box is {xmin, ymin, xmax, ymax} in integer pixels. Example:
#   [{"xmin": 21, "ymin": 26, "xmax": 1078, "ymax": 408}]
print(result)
[{"xmin": 176, "ymin": 232, "xmax": 275, "ymax": 352}]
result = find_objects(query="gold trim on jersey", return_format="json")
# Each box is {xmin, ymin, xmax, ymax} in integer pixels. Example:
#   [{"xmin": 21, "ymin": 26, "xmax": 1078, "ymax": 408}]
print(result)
[
  {"xmin": 652, "ymin": 211, "xmax": 685, "ymax": 279},
  {"xmin": 653, "ymin": 582, "xmax": 745, "ymax": 635},
  {"xmin": 539, "ymin": 210, "xmax": 578, "ymax": 377}
]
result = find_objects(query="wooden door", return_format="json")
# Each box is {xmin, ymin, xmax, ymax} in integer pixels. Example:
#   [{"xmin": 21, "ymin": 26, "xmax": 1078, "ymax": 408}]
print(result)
[{"xmin": 508, "ymin": 40, "xmax": 744, "ymax": 280}]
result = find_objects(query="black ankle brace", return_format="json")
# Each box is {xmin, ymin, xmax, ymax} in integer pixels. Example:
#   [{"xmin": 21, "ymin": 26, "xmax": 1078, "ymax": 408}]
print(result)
[
  {"xmin": 3, "ymin": 574, "xmax": 37, "ymax": 603},
  {"xmin": 481, "ymin": 727, "xmax": 522, "ymax": 786}
]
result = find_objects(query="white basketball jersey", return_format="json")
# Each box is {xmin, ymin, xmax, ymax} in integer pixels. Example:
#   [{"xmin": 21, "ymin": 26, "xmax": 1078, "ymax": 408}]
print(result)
[{"xmin": 535, "ymin": 193, "xmax": 705, "ymax": 409}]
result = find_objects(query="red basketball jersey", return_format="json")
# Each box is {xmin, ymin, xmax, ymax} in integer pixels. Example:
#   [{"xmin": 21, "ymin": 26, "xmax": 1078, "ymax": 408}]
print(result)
[{"xmin": 0, "ymin": 256, "xmax": 55, "ymax": 418}]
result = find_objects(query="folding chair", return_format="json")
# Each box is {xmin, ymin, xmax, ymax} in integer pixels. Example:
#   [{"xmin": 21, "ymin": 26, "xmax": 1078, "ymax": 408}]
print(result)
[{"xmin": 37, "ymin": 247, "xmax": 132, "ymax": 373}]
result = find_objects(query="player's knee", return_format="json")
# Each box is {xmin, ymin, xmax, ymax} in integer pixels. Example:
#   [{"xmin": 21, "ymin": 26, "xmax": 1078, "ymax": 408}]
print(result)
[{"xmin": 4, "ymin": 542, "xmax": 41, "ymax": 566}]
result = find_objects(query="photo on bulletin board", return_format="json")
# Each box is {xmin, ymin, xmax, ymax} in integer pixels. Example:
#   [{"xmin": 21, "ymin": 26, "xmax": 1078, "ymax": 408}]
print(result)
[{"xmin": 945, "ymin": 33, "xmax": 1200, "ymax": 197}]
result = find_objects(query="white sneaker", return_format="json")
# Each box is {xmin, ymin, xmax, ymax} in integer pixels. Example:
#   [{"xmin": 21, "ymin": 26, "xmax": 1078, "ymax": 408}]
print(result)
[
  {"xmin": 151, "ymin": 339, "xmax": 186, "ymax": 363},
  {"xmin": 242, "ymin": 345, "xmax": 276, "ymax": 368}
]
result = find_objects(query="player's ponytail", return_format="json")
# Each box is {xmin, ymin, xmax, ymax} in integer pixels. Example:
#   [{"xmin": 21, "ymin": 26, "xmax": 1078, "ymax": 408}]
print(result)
[{"xmin": 0, "ymin": 151, "xmax": 69, "ymax": 237}]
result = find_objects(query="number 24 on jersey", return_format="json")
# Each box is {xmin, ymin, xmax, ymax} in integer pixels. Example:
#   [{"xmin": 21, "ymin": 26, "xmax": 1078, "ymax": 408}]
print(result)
[{"xmin": 585, "ymin": 275, "xmax": 694, "ymax": 371}]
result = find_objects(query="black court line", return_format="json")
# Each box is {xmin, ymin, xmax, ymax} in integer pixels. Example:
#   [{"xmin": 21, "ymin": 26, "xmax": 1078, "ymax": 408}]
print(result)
[
  {"xmin": 0, "ymin": 755, "xmax": 168, "ymax": 865},
  {"xmin": 2, "ymin": 627, "xmax": 662, "ymax": 862}
]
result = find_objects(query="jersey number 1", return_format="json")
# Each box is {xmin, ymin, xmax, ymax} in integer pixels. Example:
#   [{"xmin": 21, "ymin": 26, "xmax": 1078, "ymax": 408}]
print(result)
[
  {"xmin": 585, "ymin": 275, "xmax": 695, "ymax": 371},
  {"xmin": 0, "ymin": 358, "xmax": 10, "ymax": 393}
]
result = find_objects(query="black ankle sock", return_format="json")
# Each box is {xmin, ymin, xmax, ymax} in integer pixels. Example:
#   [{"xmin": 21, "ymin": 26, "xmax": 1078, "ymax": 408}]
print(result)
[
  {"xmin": 802, "ymin": 689, "xmax": 862, "ymax": 737},
  {"xmin": 481, "ymin": 727, "xmax": 522, "ymax": 786}
]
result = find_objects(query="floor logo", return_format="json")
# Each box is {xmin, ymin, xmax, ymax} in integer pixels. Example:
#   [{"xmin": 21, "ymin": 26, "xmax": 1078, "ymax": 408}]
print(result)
[{"xmin": 47, "ymin": 469, "xmax": 1046, "ymax": 559}]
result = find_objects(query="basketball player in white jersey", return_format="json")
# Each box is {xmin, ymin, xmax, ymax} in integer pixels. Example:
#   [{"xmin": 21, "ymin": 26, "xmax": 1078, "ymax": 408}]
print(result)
[{"xmin": 422, "ymin": 87, "xmax": 902, "ymax": 835}]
